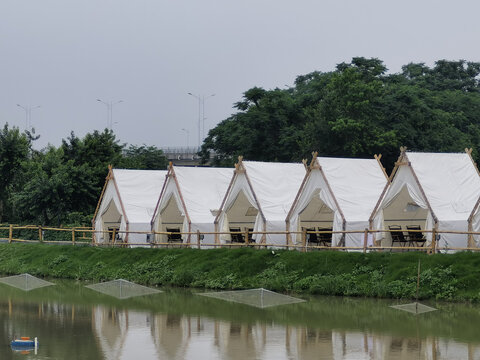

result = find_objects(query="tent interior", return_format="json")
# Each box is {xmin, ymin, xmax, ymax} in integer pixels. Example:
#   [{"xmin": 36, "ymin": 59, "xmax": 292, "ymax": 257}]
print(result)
[
  {"xmin": 379, "ymin": 185, "xmax": 429, "ymax": 245},
  {"xmin": 100, "ymin": 199, "xmax": 122, "ymax": 242},
  {"xmin": 155, "ymin": 195, "xmax": 185, "ymax": 243},
  {"xmin": 225, "ymin": 190, "xmax": 258, "ymax": 243},
  {"xmin": 298, "ymin": 189, "xmax": 334, "ymax": 245}
]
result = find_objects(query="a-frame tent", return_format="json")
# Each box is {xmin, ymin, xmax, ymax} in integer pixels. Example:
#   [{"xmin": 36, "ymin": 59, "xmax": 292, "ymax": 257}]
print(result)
[
  {"xmin": 370, "ymin": 148, "xmax": 480, "ymax": 250},
  {"xmin": 151, "ymin": 164, "xmax": 233, "ymax": 245},
  {"xmin": 215, "ymin": 158, "xmax": 306, "ymax": 246},
  {"xmin": 93, "ymin": 167, "xmax": 167, "ymax": 244},
  {"xmin": 286, "ymin": 153, "xmax": 388, "ymax": 248}
]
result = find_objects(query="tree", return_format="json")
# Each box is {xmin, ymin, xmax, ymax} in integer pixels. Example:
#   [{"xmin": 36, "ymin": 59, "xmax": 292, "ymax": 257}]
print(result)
[
  {"xmin": 0, "ymin": 124, "xmax": 30, "ymax": 222},
  {"xmin": 200, "ymin": 57, "xmax": 480, "ymax": 169},
  {"xmin": 61, "ymin": 129, "xmax": 123, "ymax": 191},
  {"xmin": 120, "ymin": 145, "xmax": 168, "ymax": 170}
]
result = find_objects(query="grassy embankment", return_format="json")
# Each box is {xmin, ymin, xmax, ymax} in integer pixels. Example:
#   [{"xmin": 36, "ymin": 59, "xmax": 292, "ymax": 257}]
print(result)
[{"xmin": 1, "ymin": 243, "xmax": 480, "ymax": 301}]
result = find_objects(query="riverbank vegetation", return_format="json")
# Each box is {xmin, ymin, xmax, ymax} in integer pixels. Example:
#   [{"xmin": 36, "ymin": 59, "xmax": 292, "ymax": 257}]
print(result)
[{"xmin": 1, "ymin": 243, "xmax": 480, "ymax": 302}]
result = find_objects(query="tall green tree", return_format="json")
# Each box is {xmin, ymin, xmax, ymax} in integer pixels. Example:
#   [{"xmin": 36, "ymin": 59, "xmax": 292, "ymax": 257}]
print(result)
[
  {"xmin": 0, "ymin": 124, "xmax": 30, "ymax": 222},
  {"xmin": 120, "ymin": 145, "xmax": 168, "ymax": 170},
  {"xmin": 13, "ymin": 147, "xmax": 97, "ymax": 225},
  {"xmin": 201, "ymin": 58, "xmax": 480, "ymax": 169}
]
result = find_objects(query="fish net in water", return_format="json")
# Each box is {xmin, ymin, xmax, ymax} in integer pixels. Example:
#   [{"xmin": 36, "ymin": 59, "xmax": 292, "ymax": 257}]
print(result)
[
  {"xmin": 198, "ymin": 288, "xmax": 306, "ymax": 308},
  {"xmin": 390, "ymin": 302, "xmax": 437, "ymax": 315},
  {"xmin": 0, "ymin": 273, "xmax": 55, "ymax": 291},
  {"xmin": 85, "ymin": 279, "xmax": 161, "ymax": 299}
]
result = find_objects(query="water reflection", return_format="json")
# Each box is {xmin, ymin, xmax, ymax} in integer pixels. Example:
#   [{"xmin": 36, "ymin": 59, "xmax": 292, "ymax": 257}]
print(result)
[{"xmin": 0, "ymin": 282, "xmax": 479, "ymax": 359}]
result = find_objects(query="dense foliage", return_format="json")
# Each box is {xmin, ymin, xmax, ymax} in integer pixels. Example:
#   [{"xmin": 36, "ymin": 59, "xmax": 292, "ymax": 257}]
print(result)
[
  {"xmin": 1, "ymin": 244, "xmax": 480, "ymax": 301},
  {"xmin": 1, "ymin": 128, "xmax": 167, "ymax": 226},
  {"xmin": 200, "ymin": 58, "xmax": 480, "ymax": 169}
]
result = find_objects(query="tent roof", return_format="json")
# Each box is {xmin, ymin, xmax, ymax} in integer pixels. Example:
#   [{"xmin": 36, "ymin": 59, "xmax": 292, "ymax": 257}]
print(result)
[
  {"xmin": 112, "ymin": 169, "xmax": 167, "ymax": 223},
  {"xmin": 173, "ymin": 166, "xmax": 233, "ymax": 224},
  {"xmin": 404, "ymin": 152, "xmax": 480, "ymax": 221},
  {"xmin": 316, "ymin": 157, "xmax": 387, "ymax": 221},
  {"xmin": 243, "ymin": 161, "xmax": 306, "ymax": 221}
]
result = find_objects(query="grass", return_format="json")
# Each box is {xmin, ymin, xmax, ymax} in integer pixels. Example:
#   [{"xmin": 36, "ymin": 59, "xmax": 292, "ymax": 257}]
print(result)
[{"xmin": 1, "ymin": 243, "xmax": 480, "ymax": 301}]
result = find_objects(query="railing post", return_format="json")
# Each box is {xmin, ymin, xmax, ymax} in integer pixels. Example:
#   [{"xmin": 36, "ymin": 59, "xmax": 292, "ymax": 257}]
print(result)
[
  {"xmin": 431, "ymin": 228, "xmax": 436, "ymax": 254},
  {"xmin": 245, "ymin": 229, "xmax": 249, "ymax": 247},
  {"xmin": 72, "ymin": 229, "xmax": 76, "ymax": 246},
  {"xmin": 363, "ymin": 228, "xmax": 368, "ymax": 253},
  {"xmin": 112, "ymin": 228, "xmax": 116, "ymax": 246},
  {"xmin": 196, "ymin": 230, "xmax": 201, "ymax": 249},
  {"xmin": 9, "ymin": 224, "xmax": 13, "ymax": 243},
  {"xmin": 38, "ymin": 226, "xmax": 43, "ymax": 243},
  {"xmin": 302, "ymin": 228, "xmax": 307, "ymax": 252}
]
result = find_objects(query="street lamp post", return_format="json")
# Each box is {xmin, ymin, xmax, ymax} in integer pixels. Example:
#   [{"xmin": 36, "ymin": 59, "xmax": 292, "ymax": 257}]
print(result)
[
  {"xmin": 16, "ymin": 104, "xmax": 41, "ymax": 130},
  {"xmin": 188, "ymin": 93, "xmax": 215, "ymax": 147},
  {"xmin": 96, "ymin": 99, "xmax": 123, "ymax": 130},
  {"xmin": 181, "ymin": 128, "xmax": 190, "ymax": 148}
]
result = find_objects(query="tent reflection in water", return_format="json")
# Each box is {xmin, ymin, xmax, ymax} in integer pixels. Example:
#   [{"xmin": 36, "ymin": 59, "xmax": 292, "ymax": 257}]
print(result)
[
  {"xmin": 370, "ymin": 148, "xmax": 480, "ymax": 252},
  {"xmin": 0, "ymin": 273, "xmax": 55, "ymax": 291},
  {"xmin": 199, "ymin": 288, "xmax": 306, "ymax": 308},
  {"xmin": 85, "ymin": 279, "xmax": 161, "ymax": 299}
]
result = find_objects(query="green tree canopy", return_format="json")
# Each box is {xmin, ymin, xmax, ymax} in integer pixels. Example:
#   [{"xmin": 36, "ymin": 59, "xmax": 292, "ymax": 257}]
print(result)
[{"xmin": 201, "ymin": 58, "xmax": 480, "ymax": 170}]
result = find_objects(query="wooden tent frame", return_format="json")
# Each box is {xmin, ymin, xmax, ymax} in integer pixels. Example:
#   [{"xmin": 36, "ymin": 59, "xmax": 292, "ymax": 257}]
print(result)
[
  {"xmin": 91, "ymin": 165, "xmax": 130, "ymax": 244},
  {"xmin": 466, "ymin": 148, "xmax": 480, "ymax": 247},
  {"xmin": 150, "ymin": 162, "xmax": 192, "ymax": 243},
  {"xmin": 367, "ymin": 147, "xmax": 468, "ymax": 250},
  {"xmin": 214, "ymin": 156, "xmax": 267, "ymax": 244},
  {"xmin": 286, "ymin": 152, "xmax": 388, "ymax": 246}
]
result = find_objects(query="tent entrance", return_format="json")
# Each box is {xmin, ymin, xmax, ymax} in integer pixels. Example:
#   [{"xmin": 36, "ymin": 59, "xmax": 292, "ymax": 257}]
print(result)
[
  {"xmin": 101, "ymin": 199, "xmax": 122, "ymax": 242},
  {"xmin": 226, "ymin": 190, "xmax": 258, "ymax": 243},
  {"xmin": 382, "ymin": 186, "xmax": 429, "ymax": 247},
  {"xmin": 157, "ymin": 196, "xmax": 185, "ymax": 243},
  {"xmin": 299, "ymin": 191, "xmax": 334, "ymax": 246}
]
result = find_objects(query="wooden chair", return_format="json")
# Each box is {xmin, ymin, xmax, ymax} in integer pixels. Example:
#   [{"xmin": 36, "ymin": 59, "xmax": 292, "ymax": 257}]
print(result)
[
  {"xmin": 406, "ymin": 225, "xmax": 426, "ymax": 248},
  {"xmin": 166, "ymin": 227, "xmax": 182, "ymax": 242},
  {"xmin": 229, "ymin": 227, "xmax": 245, "ymax": 243},
  {"xmin": 317, "ymin": 227, "xmax": 332, "ymax": 247},
  {"xmin": 305, "ymin": 228, "xmax": 318, "ymax": 244},
  {"xmin": 389, "ymin": 225, "xmax": 407, "ymax": 248},
  {"xmin": 247, "ymin": 228, "xmax": 255, "ymax": 243}
]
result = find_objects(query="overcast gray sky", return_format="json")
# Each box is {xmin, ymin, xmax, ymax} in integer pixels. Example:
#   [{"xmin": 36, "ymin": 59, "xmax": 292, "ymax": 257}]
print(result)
[{"xmin": 1, "ymin": 0, "xmax": 479, "ymax": 150}]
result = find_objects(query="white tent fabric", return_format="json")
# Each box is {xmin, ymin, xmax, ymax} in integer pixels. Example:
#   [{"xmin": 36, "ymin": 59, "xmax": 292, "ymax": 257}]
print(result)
[
  {"xmin": 152, "ymin": 166, "xmax": 233, "ymax": 245},
  {"xmin": 372, "ymin": 152, "xmax": 480, "ymax": 250},
  {"xmin": 289, "ymin": 157, "xmax": 387, "ymax": 248},
  {"xmin": 94, "ymin": 169, "xmax": 167, "ymax": 244},
  {"xmin": 217, "ymin": 161, "xmax": 306, "ymax": 246}
]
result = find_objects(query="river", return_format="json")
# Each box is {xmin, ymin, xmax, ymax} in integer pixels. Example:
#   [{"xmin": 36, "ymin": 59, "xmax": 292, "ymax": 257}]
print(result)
[{"xmin": 0, "ymin": 279, "xmax": 479, "ymax": 359}]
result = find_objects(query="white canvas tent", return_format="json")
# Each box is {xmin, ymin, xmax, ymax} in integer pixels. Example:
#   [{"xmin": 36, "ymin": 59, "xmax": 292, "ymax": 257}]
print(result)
[
  {"xmin": 93, "ymin": 168, "xmax": 167, "ymax": 245},
  {"xmin": 151, "ymin": 165, "xmax": 233, "ymax": 245},
  {"xmin": 370, "ymin": 148, "xmax": 480, "ymax": 250},
  {"xmin": 286, "ymin": 154, "xmax": 388, "ymax": 248},
  {"xmin": 215, "ymin": 158, "xmax": 306, "ymax": 246}
]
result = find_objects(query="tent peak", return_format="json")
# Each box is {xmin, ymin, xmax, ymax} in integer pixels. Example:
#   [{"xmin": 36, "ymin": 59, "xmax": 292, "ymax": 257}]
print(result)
[{"xmin": 235, "ymin": 155, "xmax": 246, "ymax": 173}]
